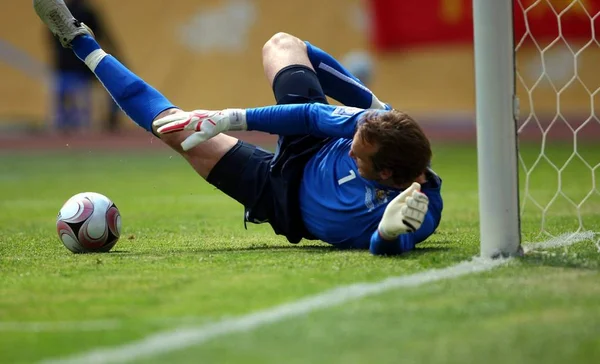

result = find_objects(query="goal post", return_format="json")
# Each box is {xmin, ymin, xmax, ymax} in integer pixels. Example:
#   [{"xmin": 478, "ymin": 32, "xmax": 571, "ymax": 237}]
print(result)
[{"xmin": 472, "ymin": 0, "xmax": 523, "ymax": 258}]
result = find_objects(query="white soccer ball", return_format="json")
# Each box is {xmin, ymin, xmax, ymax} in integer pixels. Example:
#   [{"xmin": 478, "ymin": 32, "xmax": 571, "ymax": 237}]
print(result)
[{"xmin": 56, "ymin": 192, "xmax": 121, "ymax": 253}]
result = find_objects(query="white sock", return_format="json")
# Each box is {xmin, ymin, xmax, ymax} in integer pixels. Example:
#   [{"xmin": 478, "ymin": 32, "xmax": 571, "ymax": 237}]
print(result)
[{"xmin": 84, "ymin": 49, "xmax": 108, "ymax": 72}]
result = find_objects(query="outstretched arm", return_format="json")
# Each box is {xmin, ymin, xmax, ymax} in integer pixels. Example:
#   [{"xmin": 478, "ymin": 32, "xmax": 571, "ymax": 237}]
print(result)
[
  {"xmin": 245, "ymin": 103, "xmax": 365, "ymax": 138},
  {"xmin": 369, "ymin": 209, "xmax": 439, "ymax": 256},
  {"xmin": 369, "ymin": 183, "xmax": 443, "ymax": 256},
  {"xmin": 153, "ymin": 103, "xmax": 370, "ymax": 151}
]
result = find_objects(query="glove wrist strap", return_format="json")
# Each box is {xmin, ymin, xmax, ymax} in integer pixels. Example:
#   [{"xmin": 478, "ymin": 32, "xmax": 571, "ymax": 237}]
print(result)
[{"xmin": 225, "ymin": 109, "xmax": 248, "ymax": 131}]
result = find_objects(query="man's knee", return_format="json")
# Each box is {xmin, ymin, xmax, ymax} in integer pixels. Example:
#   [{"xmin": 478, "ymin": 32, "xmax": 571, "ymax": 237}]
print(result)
[
  {"xmin": 262, "ymin": 32, "xmax": 306, "ymax": 59},
  {"xmin": 262, "ymin": 32, "xmax": 313, "ymax": 85}
]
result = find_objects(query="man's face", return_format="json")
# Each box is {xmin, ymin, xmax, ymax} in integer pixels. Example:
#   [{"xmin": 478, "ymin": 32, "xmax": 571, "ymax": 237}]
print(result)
[{"xmin": 349, "ymin": 130, "xmax": 380, "ymax": 181}]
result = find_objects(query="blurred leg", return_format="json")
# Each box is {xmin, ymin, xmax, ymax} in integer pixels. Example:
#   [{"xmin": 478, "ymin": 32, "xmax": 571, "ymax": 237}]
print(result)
[
  {"xmin": 55, "ymin": 71, "xmax": 90, "ymax": 133},
  {"xmin": 76, "ymin": 77, "xmax": 93, "ymax": 131},
  {"xmin": 106, "ymin": 96, "xmax": 120, "ymax": 133},
  {"xmin": 53, "ymin": 71, "xmax": 71, "ymax": 133}
]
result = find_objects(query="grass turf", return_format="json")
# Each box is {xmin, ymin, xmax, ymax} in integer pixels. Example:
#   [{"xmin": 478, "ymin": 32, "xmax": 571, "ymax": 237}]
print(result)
[{"xmin": 0, "ymin": 142, "xmax": 598, "ymax": 363}]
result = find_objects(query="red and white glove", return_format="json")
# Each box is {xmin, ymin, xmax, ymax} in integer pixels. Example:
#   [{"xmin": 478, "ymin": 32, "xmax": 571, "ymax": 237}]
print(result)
[
  {"xmin": 152, "ymin": 109, "xmax": 247, "ymax": 151},
  {"xmin": 378, "ymin": 182, "xmax": 429, "ymax": 240}
]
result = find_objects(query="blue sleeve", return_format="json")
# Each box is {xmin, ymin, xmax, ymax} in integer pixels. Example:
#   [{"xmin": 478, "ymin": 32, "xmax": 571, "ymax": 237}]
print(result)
[
  {"xmin": 245, "ymin": 103, "xmax": 368, "ymax": 139},
  {"xmin": 369, "ymin": 187, "xmax": 444, "ymax": 256}
]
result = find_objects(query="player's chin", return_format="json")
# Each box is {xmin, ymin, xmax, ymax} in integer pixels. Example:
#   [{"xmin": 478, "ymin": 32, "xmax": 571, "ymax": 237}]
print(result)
[{"xmin": 357, "ymin": 169, "xmax": 372, "ymax": 180}]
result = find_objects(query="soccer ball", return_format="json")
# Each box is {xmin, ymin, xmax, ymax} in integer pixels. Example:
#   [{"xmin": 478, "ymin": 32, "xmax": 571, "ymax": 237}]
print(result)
[{"xmin": 56, "ymin": 192, "xmax": 121, "ymax": 253}]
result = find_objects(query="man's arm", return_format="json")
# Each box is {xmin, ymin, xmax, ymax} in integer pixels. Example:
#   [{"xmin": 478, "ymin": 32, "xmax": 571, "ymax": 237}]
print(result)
[
  {"xmin": 369, "ymin": 185, "xmax": 443, "ymax": 256},
  {"xmin": 245, "ymin": 103, "xmax": 365, "ymax": 138},
  {"xmin": 369, "ymin": 209, "xmax": 438, "ymax": 256},
  {"xmin": 153, "ymin": 103, "xmax": 371, "ymax": 151}
]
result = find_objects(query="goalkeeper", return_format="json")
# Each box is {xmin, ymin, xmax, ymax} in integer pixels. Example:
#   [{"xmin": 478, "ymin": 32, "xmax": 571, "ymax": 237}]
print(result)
[{"xmin": 34, "ymin": 0, "xmax": 443, "ymax": 255}]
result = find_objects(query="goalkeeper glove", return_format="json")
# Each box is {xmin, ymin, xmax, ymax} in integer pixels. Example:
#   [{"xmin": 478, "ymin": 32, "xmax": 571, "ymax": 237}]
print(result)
[
  {"xmin": 378, "ymin": 182, "xmax": 429, "ymax": 240},
  {"xmin": 153, "ymin": 109, "xmax": 247, "ymax": 151}
]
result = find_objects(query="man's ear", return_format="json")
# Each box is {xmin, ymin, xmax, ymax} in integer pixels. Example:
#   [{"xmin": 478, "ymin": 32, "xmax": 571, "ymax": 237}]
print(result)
[{"xmin": 379, "ymin": 168, "xmax": 393, "ymax": 181}]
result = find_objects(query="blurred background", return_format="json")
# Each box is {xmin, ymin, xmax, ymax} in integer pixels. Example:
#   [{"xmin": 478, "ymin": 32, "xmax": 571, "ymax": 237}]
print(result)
[{"xmin": 0, "ymin": 0, "xmax": 599, "ymax": 148}]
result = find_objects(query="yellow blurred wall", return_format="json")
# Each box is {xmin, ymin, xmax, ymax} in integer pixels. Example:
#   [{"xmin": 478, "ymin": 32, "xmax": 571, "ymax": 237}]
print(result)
[{"xmin": 0, "ymin": 0, "xmax": 598, "ymax": 130}]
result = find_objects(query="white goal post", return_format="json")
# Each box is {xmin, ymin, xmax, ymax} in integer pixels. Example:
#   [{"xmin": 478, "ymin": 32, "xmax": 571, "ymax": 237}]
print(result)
[
  {"xmin": 473, "ymin": 0, "xmax": 522, "ymax": 258},
  {"xmin": 473, "ymin": 0, "xmax": 600, "ymax": 257}
]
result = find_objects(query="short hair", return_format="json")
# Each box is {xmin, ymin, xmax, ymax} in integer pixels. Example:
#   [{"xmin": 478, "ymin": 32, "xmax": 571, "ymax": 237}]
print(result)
[{"xmin": 357, "ymin": 110, "xmax": 432, "ymax": 186}]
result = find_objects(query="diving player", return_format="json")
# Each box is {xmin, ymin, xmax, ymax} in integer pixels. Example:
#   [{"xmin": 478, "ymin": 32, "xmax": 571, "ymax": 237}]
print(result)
[{"xmin": 33, "ymin": 0, "xmax": 443, "ymax": 255}]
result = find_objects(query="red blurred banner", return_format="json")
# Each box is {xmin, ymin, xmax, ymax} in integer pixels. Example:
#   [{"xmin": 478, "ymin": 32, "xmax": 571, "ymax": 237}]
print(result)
[{"xmin": 368, "ymin": 0, "xmax": 600, "ymax": 50}]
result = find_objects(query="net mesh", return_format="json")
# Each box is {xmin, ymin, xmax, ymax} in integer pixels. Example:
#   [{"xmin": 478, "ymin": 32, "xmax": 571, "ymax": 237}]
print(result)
[{"xmin": 515, "ymin": 0, "xmax": 600, "ymax": 240}]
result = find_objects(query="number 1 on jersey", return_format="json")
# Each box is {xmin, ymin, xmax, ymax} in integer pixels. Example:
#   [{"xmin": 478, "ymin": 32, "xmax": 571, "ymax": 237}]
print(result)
[{"xmin": 338, "ymin": 170, "xmax": 356, "ymax": 185}]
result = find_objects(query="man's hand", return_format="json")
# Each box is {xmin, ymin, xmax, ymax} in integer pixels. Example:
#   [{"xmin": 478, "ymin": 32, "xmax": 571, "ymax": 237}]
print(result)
[
  {"xmin": 378, "ymin": 182, "xmax": 429, "ymax": 240},
  {"xmin": 152, "ymin": 109, "xmax": 247, "ymax": 151}
]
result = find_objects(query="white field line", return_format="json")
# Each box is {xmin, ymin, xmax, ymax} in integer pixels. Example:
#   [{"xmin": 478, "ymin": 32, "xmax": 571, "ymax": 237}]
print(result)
[
  {"xmin": 523, "ymin": 231, "xmax": 596, "ymax": 252},
  {"xmin": 6, "ymin": 233, "xmax": 591, "ymax": 334},
  {"xmin": 40, "ymin": 259, "xmax": 508, "ymax": 364},
  {"xmin": 37, "ymin": 231, "xmax": 594, "ymax": 364}
]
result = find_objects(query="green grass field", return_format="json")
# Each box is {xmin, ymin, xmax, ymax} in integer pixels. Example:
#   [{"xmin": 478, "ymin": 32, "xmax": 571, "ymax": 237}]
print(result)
[{"xmin": 1, "ymin": 142, "xmax": 599, "ymax": 364}]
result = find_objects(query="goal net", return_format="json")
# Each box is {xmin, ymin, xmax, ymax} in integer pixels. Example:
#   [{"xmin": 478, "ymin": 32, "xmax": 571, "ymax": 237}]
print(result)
[{"xmin": 514, "ymin": 0, "xmax": 600, "ymax": 240}]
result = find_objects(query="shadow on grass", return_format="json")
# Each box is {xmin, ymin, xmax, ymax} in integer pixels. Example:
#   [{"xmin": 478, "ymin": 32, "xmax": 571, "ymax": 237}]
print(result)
[
  {"xmin": 406, "ymin": 246, "xmax": 454, "ymax": 255},
  {"xmin": 106, "ymin": 244, "xmax": 336, "ymax": 256},
  {"xmin": 201, "ymin": 244, "xmax": 457, "ymax": 256},
  {"xmin": 372, "ymin": 246, "xmax": 463, "ymax": 263},
  {"xmin": 107, "ymin": 242, "xmax": 458, "ymax": 257},
  {"xmin": 201, "ymin": 244, "xmax": 338, "ymax": 254}
]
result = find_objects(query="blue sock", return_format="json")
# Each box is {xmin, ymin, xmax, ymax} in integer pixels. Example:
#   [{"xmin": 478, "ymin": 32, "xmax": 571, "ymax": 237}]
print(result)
[
  {"xmin": 305, "ymin": 41, "xmax": 383, "ymax": 109},
  {"xmin": 71, "ymin": 35, "xmax": 176, "ymax": 132}
]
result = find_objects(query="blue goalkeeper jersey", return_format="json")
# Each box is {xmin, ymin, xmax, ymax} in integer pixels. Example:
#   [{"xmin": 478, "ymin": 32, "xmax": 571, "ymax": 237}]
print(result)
[
  {"xmin": 245, "ymin": 103, "xmax": 443, "ymax": 254},
  {"xmin": 299, "ymin": 137, "xmax": 400, "ymax": 248}
]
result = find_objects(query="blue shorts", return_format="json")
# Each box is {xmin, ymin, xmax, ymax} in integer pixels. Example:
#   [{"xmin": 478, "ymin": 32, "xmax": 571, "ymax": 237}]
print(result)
[{"xmin": 206, "ymin": 65, "xmax": 329, "ymax": 244}]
